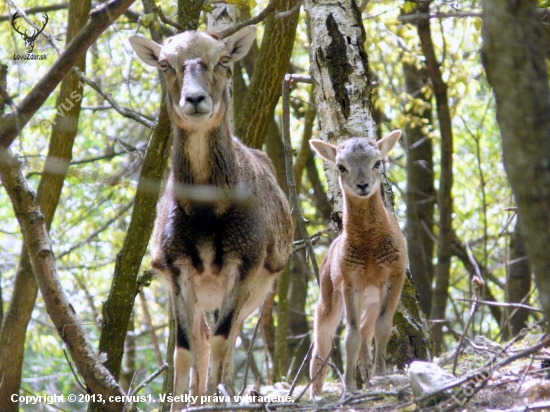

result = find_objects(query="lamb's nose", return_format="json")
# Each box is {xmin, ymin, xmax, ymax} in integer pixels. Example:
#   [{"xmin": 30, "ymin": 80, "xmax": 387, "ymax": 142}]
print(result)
[{"xmin": 357, "ymin": 182, "xmax": 369, "ymax": 191}]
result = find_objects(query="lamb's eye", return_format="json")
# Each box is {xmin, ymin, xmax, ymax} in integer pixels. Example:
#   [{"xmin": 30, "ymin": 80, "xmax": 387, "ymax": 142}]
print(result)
[
  {"xmin": 219, "ymin": 57, "xmax": 230, "ymax": 68},
  {"xmin": 159, "ymin": 61, "xmax": 170, "ymax": 71},
  {"xmin": 374, "ymin": 161, "xmax": 382, "ymax": 169},
  {"xmin": 337, "ymin": 165, "xmax": 347, "ymax": 173}
]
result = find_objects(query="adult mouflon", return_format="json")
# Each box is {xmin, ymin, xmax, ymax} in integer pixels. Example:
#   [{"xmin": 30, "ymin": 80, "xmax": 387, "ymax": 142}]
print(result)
[{"xmin": 130, "ymin": 27, "xmax": 293, "ymax": 410}]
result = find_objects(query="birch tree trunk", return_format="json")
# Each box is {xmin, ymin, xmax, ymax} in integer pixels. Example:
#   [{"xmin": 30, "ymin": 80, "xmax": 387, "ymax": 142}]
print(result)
[{"xmin": 304, "ymin": 0, "xmax": 433, "ymax": 370}]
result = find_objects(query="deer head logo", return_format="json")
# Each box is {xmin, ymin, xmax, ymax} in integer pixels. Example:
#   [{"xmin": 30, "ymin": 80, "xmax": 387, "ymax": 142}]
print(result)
[{"xmin": 11, "ymin": 11, "xmax": 49, "ymax": 53}]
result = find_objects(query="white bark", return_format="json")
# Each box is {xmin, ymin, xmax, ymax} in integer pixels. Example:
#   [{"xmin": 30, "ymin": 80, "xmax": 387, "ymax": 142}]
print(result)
[
  {"xmin": 208, "ymin": 3, "xmax": 238, "ymax": 132},
  {"xmin": 304, "ymin": 0, "xmax": 376, "ymax": 225}
]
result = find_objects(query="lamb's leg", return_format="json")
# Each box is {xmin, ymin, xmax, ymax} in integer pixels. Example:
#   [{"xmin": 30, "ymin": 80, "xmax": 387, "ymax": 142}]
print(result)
[
  {"xmin": 373, "ymin": 273, "xmax": 405, "ymax": 376},
  {"xmin": 169, "ymin": 266, "xmax": 196, "ymax": 412},
  {"xmin": 190, "ymin": 309, "xmax": 209, "ymax": 400},
  {"xmin": 359, "ymin": 285, "xmax": 382, "ymax": 384},
  {"xmin": 310, "ymin": 288, "xmax": 342, "ymax": 398},
  {"xmin": 343, "ymin": 284, "xmax": 362, "ymax": 392}
]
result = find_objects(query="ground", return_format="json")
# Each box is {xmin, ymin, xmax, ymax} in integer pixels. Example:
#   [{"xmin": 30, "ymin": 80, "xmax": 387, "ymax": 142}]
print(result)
[{"xmin": 235, "ymin": 333, "xmax": 550, "ymax": 411}]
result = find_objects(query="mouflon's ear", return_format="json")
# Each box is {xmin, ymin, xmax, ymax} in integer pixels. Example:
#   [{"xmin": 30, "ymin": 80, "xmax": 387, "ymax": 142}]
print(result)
[
  {"xmin": 310, "ymin": 139, "xmax": 337, "ymax": 164},
  {"xmin": 377, "ymin": 130, "xmax": 402, "ymax": 157},
  {"xmin": 129, "ymin": 36, "xmax": 162, "ymax": 67},
  {"xmin": 223, "ymin": 26, "xmax": 257, "ymax": 63}
]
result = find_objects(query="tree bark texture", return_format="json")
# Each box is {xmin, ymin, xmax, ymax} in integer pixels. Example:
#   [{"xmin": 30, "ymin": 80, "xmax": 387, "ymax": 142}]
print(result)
[
  {"xmin": 403, "ymin": 62, "xmax": 435, "ymax": 317},
  {"xmin": 481, "ymin": 0, "xmax": 550, "ymax": 329},
  {"xmin": 0, "ymin": 0, "xmax": 135, "ymax": 149},
  {"xmin": 234, "ymin": 0, "xmax": 300, "ymax": 149},
  {"xmin": 417, "ymin": 0, "xmax": 454, "ymax": 353},
  {"xmin": 0, "ymin": 1, "xmax": 90, "ymax": 408},
  {"xmin": 0, "ymin": 149, "xmax": 129, "ymax": 412},
  {"xmin": 304, "ymin": 0, "xmax": 433, "ymax": 368},
  {"xmin": 507, "ymin": 224, "xmax": 532, "ymax": 337},
  {"xmin": 304, "ymin": 0, "xmax": 376, "ymax": 229}
]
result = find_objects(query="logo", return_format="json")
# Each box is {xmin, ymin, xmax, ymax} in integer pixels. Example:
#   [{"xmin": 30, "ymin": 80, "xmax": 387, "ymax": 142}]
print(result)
[{"xmin": 11, "ymin": 11, "xmax": 49, "ymax": 53}]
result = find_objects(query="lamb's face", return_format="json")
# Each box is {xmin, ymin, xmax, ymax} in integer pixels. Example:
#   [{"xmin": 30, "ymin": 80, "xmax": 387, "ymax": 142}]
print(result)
[
  {"xmin": 335, "ymin": 139, "xmax": 382, "ymax": 198},
  {"xmin": 308, "ymin": 130, "xmax": 402, "ymax": 200}
]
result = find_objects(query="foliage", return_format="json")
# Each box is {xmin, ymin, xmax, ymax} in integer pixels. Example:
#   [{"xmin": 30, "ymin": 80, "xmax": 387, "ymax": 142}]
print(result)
[{"xmin": 0, "ymin": 0, "xmax": 541, "ymax": 408}]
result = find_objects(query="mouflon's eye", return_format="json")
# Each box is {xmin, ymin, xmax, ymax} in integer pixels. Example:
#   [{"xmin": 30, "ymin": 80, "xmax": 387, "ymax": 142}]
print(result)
[
  {"xmin": 219, "ymin": 57, "xmax": 230, "ymax": 68},
  {"xmin": 159, "ymin": 61, "xmax": 170, "ymax": 71},
  {"xmin": 374, "ymin": 160, "xmax": 382, "ymax": 169},
  {"xmin": 337, "ymin": 165, "xmax": 347, "ymax": 173}
]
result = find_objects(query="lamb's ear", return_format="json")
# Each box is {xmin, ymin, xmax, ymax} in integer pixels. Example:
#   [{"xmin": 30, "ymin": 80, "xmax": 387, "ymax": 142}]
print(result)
[
  {"xmin": 310, "ymin": 139, "xmax": 337, "ymax": 163},
  {"xmin": 129, "ymin": 36, "xmax": 162, "ymax": 67},
  {"xmin": 377, "ymin": 130, "xmax": 402, "ymax": 157},
  {"xmin": 224, "ymin": 26, "xmax": 257, "ymax": 63}
]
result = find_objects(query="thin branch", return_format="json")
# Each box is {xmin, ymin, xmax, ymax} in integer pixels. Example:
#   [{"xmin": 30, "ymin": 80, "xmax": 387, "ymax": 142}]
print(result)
[
  {"xmin": 452, "ymin": 277, "xmax": 480, "ymax": 375},
  {"xmin": 275, "ymin": 1, "xmax": 302, "ymax": 19},
  {"xmin": 57, "ymin": 200, "xmax": 134, "ymax": 259},
  {"xmin": 129, "ymin": 363, "xmax": 168, "ymax": 396},
  {"xmin": 398, "ymin": 11, "xmax": 482, "ymax": 23},
  {"xmin": 217, "ymin": 0, "xmax": 282, "ymax": 39},
  {"xmin": 295, "ymin": 346, "xmax": 334, "ymax": 402},
  {"xmin": 0, "ymin": 3, "xmax": 68, "ymax": 22},
  {"xmin": 151, "ymin": 1, "xmax": 185, "ymax": 32},
  {"xmin": 139, "ymin": 290, "xmax": 164, "ymax": 367},
  {"xmin": 282, "ymin": 74, "xmax": 320, "ymax": 284},
  {"xmin": 239, "ymin": 302, "xmax": 265, "ymax": 396},
  {"xmin": 457, "ymin": 298, "xmax": 543, "ymax": 313},
  {"xmin": 288, "ymin": 342, "xmax": 313, "ymax": 397}
]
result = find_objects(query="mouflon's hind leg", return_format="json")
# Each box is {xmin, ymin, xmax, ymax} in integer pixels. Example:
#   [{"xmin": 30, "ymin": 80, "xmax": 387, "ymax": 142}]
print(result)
[
  {"xmin": 206, "ymin": 261, "xmax": 265, "ymax": 397},
  {"xmin": 190, "ymin": 308, "xmax": 210, "ymax": 400},
  {"xmin": 169, "ymin": 264, "xmax": 196, "ymax": 412},
  {"xmin": 373, "ymin": 272, "xmax": 405, "ymax": 376},
  {"xmin": 358, "ymin": 285, "xmax": 382, "ymax": 384},
  {"xmin": 343, "ymin": 283, "xmax": 363, "ymax": 393},
  {"xmin": 310, "ymin": 285, "xmax": 343, "ymax": 399}
]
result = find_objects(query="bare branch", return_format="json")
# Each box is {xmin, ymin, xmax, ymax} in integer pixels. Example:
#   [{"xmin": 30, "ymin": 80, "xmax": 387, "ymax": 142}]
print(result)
[
  {"xmin": 0, "ymin": 3, "xmax": 68, "ymax": 22},
  {"xmin": 0, "ymin": 148, "xmax": 128, "ymax": 411},
  {"xmin": 217, "ymin": 0, "xmax": 282, "ymax": 39},
  {"xmin": 282, "ymin": 74, "xmax": 320, "ymax": 284},
  {"xmin": 0, "ymin": 0, "xmax": 137, "ymax": 149}
]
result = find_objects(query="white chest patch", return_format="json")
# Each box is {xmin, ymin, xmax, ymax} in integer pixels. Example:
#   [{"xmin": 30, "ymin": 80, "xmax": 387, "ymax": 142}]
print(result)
[{"xmin": 187, "ymin": 132, "xmax": 211, "ymax": 184}]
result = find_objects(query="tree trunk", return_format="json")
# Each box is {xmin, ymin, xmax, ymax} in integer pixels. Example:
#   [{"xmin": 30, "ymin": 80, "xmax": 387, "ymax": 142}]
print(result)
[
  {"xmin": 0, "ymin": 1, "xmax": 90, "ymax": 408},
  {"xmin": 506, "ymin": 224, "xmax": 532, "ymax": 337},
  {"xmin": 304, "ymin": 0, "xmax": 433, "ymax": 369},
  {"xmin": 481, "ymin": 0, "xmax": 550, "ymax": 330},
  {"xmin": 403, "ymin": 61, "xmax": 435, "ymax": 317},
  {"xmin": 416, "ymin": 0, "xmax": 454, "ymax": 353},
  {"xmin": 235, "ymin": 0, "xmax": 300, "ymax": 149}
]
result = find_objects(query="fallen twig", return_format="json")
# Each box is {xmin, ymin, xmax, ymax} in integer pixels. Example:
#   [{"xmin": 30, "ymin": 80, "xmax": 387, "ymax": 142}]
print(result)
[
  {"xmin": 288, "ymin": 343, "xmax": 313, "ymax": 397},
  {"xmin": 295, "ymin": 346, "xmax": 334, "ymax": 402}
]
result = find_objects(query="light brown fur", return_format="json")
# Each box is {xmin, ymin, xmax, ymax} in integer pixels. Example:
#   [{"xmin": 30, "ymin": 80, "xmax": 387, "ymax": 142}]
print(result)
[
  {"xmin": 130, "ymin": 28, "xmax": 293, "ymax": 410},
  {"xmin": 309, "ymin": 131, "xmax": 407, "ymax": 397}
]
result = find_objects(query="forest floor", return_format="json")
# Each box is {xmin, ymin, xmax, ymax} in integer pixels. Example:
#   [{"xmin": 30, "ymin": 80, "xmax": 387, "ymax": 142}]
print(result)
[{"xmin": 239, "ymin": 333, "xmax": 550, "ymax": 412}]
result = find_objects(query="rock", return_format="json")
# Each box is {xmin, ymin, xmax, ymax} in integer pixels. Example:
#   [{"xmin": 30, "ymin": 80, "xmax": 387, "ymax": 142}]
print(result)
[
  {"xmin": 407, "ymin": 361, "xmax": 457, "ymax": 402},
  {"xmin": 474, "ymin": 335, "xmax": 502, "ymax": 354}
]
